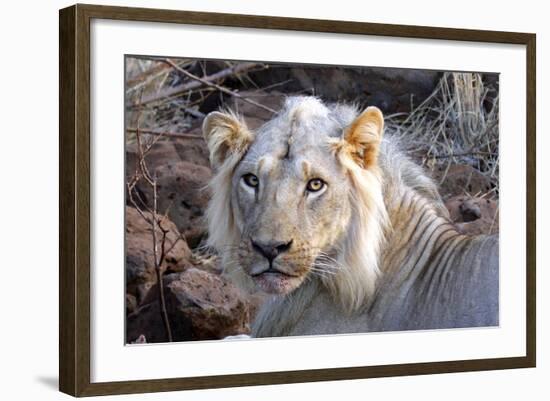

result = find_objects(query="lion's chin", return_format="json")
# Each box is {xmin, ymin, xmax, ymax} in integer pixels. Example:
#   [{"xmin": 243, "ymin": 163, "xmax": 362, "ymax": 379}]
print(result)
[{"xmin": 252, "ymin": 272, "xmax": 303, "ymax": 295}]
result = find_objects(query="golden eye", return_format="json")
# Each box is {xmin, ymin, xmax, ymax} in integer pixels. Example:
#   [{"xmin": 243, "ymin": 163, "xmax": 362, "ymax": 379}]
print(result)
[
  {"xmin": 306, "ymin": 178, "xmax": 325, "ymax": 192},
  {"xmin": 242, "ymin": 173, "xmax": 259, "ymax": 188}
]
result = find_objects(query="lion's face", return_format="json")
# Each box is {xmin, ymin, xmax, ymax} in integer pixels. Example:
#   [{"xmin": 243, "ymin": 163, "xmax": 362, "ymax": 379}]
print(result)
[
  {"xmin": 203, "ymin": 97, "xmax": 385, "ymax": 296},
  {"xmin": 230, "ymin": 116, "xmax": 353, "ymax": 294}
]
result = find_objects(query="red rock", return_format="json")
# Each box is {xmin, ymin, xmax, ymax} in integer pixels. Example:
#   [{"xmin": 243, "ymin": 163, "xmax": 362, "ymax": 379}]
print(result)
[
  {"xmin": 445, "ymin": 195, "xmax": 499, "ymax": 235},
  {"xmin": 125, "ymin": 206, "xmax": 193, "ymax": 304},
  {"xmin": 432, "ymin": 164, "xmax": 494, "ymax": 199},
  {"xmin": 130, "ymin": 161, "xmax": 212, "ymax": 248},
  {"xmin": 127, "ymin": 268, "xmax": 251, "ymax": 343}
]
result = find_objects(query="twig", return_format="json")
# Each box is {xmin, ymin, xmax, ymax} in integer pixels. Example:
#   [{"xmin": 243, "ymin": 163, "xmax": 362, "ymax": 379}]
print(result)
[
  {"xmin": 126, "ymin": 61, "xmax": 176, "ymax": 93},
  {"xmin": 137, "ymin": 62, "xmax": 265, "ymax": 106},
  {"xmin": 152, "ymin": 181, "xmax": 173, "ymax": 342},
  {"xmin": 256, "ymin": 79, "xmax": 293, "ymax": 92},
  {"xmin": 126, "ymin": 128, "xmax": 203, "ymax": 140},
  {"xmin": 178, "ymin": 106, "xmax": 206, "ymax": 119},
  {"xmin": 164, "ymin": 59, "xmax": 277, "ymax": 114},
  {"xmin": 129, "ymin": 101, "xmax": 206, "ymax": 119},
  {"xmin": 126, "ymin": 95, "xmax": 174, "ymax": 342},
  {"xmin": 432, "ymin": 151, "xmax": 497, "ymax": 159}
]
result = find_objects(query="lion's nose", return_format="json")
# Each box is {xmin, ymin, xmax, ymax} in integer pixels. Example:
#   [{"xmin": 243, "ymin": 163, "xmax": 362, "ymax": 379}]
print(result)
[{"xmin": 251, "ymin": 239, "xmax": 293, "ymax": 262}]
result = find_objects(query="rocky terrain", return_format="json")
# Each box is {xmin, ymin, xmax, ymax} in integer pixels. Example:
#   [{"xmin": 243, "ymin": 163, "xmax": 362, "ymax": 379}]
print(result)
[{"xmin": 125, "ymin": 58, "xmax": 499, "ymax": 343}]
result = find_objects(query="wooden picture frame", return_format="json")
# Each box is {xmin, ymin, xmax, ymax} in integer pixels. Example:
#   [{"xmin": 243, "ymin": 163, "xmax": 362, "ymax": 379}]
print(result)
[{"xmin": 59, "ymin": 3, "xmax": 536, "ymax": 397}]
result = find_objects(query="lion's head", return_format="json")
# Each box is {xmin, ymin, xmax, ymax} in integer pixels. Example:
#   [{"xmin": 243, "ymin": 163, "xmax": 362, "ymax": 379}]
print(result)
[{"xmin": 203, "ymin": 97, "xmax": 389, "ymax": 311}]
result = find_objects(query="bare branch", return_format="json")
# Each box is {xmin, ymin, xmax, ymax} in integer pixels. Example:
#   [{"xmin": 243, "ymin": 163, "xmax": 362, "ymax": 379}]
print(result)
[
  {"xmin": 134, "ymin": 61, "xmax": 266, "ymax": 106},
  {"xmin": 126, "ymin": 128, "xmax": 203, "ymax": 140},
  {"xmin": 126, "ymin": 94, "xmax": 174, "ymax": 342},
  {"xmin": 164, "ymin": 58, "xmax": 277, "ymax": 115},
  {"xmin": 431, "ymin": 151, "xmax": 497, "ymax": 159}
]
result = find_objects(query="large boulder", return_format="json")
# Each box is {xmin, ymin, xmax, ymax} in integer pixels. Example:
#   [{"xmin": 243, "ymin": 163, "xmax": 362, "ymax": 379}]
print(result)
[
  {"xmin": 127, "ymin": 268, "xmax": 251, "ymax": 343},
  {"xmin": 126, "ymin": 135, "xmax": 212, "ymax": 249},
  {"xmin": 172, "ymin": 134, "xmax": 211, "ymax": 167},
  {"xmin": 227, "ymin": 90, "xmax": 286, "ymax": 126},
  {"xmin": 247, "ymin": 67, "xmax": 441, "ymax": 114},
  {"xmin": 126, "ymin": 136, "xmax": 210, "ymax": 176},
  {"xmin": 126, "ymin": 206, "xmax": 193, "ymax": 304},
  {"xmin": 126, "ymin": 293, "xmax": 138, "ymax": 315},
  {"xmin": 125, "ymin": 140, "xmax": 180, "ymax": 183},
  {"xmin": 126, "ymin": 134, "xmax": 212, "ymax": 238},
  {"xmin": 127, "ymin": 158, "xmax": 212, "ymax": 249}
]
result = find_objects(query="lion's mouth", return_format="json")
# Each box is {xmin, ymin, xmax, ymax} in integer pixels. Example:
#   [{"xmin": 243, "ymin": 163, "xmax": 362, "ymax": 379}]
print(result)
[
  {"xmin": 250, "ymin": 267, "xmax": 299, "ymax": 278},
  {"xmin": 250, "ymin": 268, "xmax": 303, "ymax": 294}
]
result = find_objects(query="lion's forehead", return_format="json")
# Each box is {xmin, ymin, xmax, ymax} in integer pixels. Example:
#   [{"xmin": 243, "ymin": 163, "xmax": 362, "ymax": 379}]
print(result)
[
  {"xmin": 253, "ymin": 121, "xmax": 335, "ymax": 152},
  {"xmin": 242, "ymin": 116, "xmax": 340, "ymax": 171},
  {"xmin": 253, "ymin": 98, "xmax": 343, "ymax": 148},
  {"xmin": 240, "ymin": 140, "xmax": 337, "ymax": 182}
]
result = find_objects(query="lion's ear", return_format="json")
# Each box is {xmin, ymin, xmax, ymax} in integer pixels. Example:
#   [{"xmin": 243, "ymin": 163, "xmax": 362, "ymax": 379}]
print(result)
[
  {"xmin": 342, "ymin": 106, "xmax": 384, "ymax": 169},
  {"xmin": 202, "ymin": 111, "xmax": 253, "ymax": 168}
]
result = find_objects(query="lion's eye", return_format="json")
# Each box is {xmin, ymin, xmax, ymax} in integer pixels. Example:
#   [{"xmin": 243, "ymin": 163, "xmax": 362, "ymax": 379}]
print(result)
[
  {"xmin": 306, "ymin": 178, "xmax": 326, "ymax": 192},
  {"xmin": 242, "ymin": 173, "xmax": 259, "ymax": 188}
]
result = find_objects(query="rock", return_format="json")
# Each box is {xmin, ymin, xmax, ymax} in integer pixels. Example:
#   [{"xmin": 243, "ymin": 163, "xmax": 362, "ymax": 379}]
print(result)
[
  {"xmin": 360, "ymin": 68, "xmax": 441, "ymax": 113},
  {"xmin": 130, "ymin": 161, "xmax": 212, "ymax": 248},
  {"xmin": 172, "ymin": 135, "xmax": 210, "ymax": 167},
  {"xmin": 131, "ymin": 334, "xmax": 147, "ymax": 344},
  {"xmin": 126, "ymin": 293, "xmax": 138, "ymax": 315},
  {"xmin": 248, "ymin": 68, "xmax": 441, "ymax": 114},
  {"xmin": 223, "ymin": 334, "xmax": 251, "ymax": 340},
  {"xmin": 127, "ymin": 268, "xmax": 251, "ymax": 342},
  {"xmin": 242, "ymin": 117, "xmax": 269, "ymax": 131},
  {"xmin": 459, "ymin": 199, "xmax": 482, "ymax": 222},
  {"xmin": 432, "ymin": 164, "xmax": 494, "ymax": 199},
  {"xmin": 445, "ymin": 195, "xmax": 499, "ymax": 235},
  {"xmin": 228, "ymin": 90, "xmax": 286, "ymax": 122},
  {"xmin": 126, "ymin": 135, "xmax": 210, "ymax": 177},
  {"xmin": 125, "ymin": 206, "xmax": 193, "ymax": 304},
  {"xmin": 125, "ymin": 140, "xmax": 180, "ymax": 182},
  {"xmin": 126, "ymin": 130, "xmax": 213, "ymax": 249},
  {"xmin": 161, "ymin": 161, "xmax": 211, "ymax": 247},
  {"xmin": 126, "ymin": 298, "xmax": 193, "ymax": 343},
  {"xmin": 169, "ymin": 268, "xmax": 251, "ymax": 339}
]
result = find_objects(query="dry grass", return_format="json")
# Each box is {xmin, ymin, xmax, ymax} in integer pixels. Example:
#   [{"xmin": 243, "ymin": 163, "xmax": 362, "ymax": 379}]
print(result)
[
  {"xmin": 386, "ymin": 72, "xmax": 499, "ymax": 197},
  {"xmin": 125, "ymin": 57, "xmax": 270, "ymax": 144},
  {"xmin": 125, "ymin": 57, "xmax": 205, "ymax": 140}
]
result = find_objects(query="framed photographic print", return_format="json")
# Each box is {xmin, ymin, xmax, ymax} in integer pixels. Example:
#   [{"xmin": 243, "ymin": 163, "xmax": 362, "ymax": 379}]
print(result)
[{"xmin": 59, "ymin": 4, "xmax": 536, "ymax": 397}]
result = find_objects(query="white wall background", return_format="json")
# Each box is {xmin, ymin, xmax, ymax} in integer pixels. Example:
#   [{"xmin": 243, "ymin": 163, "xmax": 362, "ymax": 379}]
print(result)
[{"xmin": 0, "ymin": 1, "xmax": 546, "ymax": 400}]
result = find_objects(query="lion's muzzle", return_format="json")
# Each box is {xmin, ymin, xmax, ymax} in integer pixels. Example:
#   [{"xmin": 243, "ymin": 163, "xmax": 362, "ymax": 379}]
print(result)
[
  {"xmin": 251, "ymin": 239, "xmax": 293, "ymax": 264},
  {"xmin": 245, "ymin": 237, "xmax": 308, "ymax": 294}
]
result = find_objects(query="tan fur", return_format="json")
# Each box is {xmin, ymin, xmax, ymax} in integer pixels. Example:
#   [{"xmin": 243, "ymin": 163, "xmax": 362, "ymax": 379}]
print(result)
[
  {"xmin": 326, "ymin": 149, "xmax": 389, "ymax": 311},
  {"xmin": 342, "ymin": 106, "xmax": 384, "ymax": 168},
  {"xmin": 325, "ymin": 108, "xmax": 389, "ymax": 310},
  {"xmin": 202, "ymin": 110, "xmax": 254, "ymax": 168},
  {"xmin": 202, "ymin": 111, "xmax": 253, "ymax": 258}
]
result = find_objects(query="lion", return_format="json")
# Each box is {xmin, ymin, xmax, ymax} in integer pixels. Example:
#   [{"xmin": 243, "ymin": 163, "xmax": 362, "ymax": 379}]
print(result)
[{"xmin": 202, "ymin": 96, "xmax": 498, "ymax": 337}]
